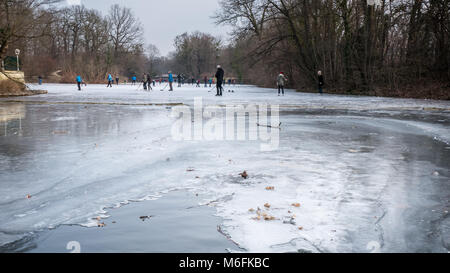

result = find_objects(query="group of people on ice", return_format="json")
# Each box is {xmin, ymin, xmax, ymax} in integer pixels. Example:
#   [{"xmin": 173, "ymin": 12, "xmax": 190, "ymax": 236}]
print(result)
[
  {"xmin": 75, "ymin": 67, "xmax": 325, "ymax": 95},
  {"xmin": 140, "ymin": 73, "xmax": 155, "ymax": 91}
]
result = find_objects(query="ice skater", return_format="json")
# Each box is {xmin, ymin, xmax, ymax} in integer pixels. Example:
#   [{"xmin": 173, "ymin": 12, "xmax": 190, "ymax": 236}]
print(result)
[
  {"xmin": 132, "ymin": 75, "xmax": 137, "ymax": 85},
  {"xmin": 107, "ymin": 74, "xmax": 113, "ymax": 87},
  {"xmin": 115, "ymin": 75, "xmax": 119, "ymax": 85},
  {"xmin": 318, "ymin": 70, "xmax": 324, "ymax": 94},
  {"xmin": 168, "ymin": 71, "xmax": 174, "ymax": 91},
  {"xmin": 215, "ymin": 65, "xmax": 224, "ymax": 96},
  {"xmin": 177, "ymin": 74, "xmax": 182, "ymax": 87},
  {"xmin": 277, "ymin": 72, "xmax": 287, "ymax": 96}
]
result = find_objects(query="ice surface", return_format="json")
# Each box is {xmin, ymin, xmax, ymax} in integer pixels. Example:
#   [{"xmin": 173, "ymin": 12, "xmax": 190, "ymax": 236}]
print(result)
[{"xmin": 0, "ymin": 83, "xmax": 449, "ymax": 252}]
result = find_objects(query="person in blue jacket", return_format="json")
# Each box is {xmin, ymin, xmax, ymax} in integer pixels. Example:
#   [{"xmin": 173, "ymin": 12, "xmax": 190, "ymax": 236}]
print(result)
[
  {"xmin": 107, "ymin": 74, "xmax": 113, "ymax": 87},
  {"xmin": 168, "ymin": 71, "xmax": 174, "ymax": 91},
  {"xmin": 76, "ymin": 75, "xmax": 83, "ymax": 91},
  {"xmin": 132, "ymin": 75, "xmax": 137, "ymax": 85}
]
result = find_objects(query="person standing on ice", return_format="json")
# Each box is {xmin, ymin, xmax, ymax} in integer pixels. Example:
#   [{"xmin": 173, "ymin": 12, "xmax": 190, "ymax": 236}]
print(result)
[
  {"xmin": 177, "ymin": 74, "xmax": 182, "ymax": 87},
  {"xmin": 147, "ymin": 74, "xmax": 153, "ymax": 91},
  {"xmin": 318, "ymin": 70, "xmax": 324, "ymax": 94},
  {"xmin": 277, "ymin": 72, "xmax": 287, "ymax": 96},
  {"xmin": 132, "ymin": 75, "xmax": 136, "ymax": 85},
  {"xmin": 115, "ymin": 75, "xmax": 120, "ymax": 85},
  {"xmin": 76, "ymin": 75, "xmax": 83, "ymax": 91},
  {"xmin": 168, "ymin": 71, "xmax": 174, "ymax": 91},
  {"xmin": 107, "ymin": 74, "xmax": 113, "ymax": 87},
  {"xmin": 215, "ymin": 65, "xmax": 224, "ymax": 96}
]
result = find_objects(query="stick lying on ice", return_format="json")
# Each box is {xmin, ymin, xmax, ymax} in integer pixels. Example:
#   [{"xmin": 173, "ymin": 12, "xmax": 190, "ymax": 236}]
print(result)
[
  {"xmin": 257, "ymin": 122, "xmax": 282, "ymax": 129},
  {"xmin": 160, "ymin": 83, "xmax": 169, "ymax": 91}
]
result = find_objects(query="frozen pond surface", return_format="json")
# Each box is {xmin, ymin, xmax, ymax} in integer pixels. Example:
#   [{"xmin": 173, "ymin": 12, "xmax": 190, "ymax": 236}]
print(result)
[{"xmin": 0, "ymin": 83, "xmax": 449, "ymax": 253}]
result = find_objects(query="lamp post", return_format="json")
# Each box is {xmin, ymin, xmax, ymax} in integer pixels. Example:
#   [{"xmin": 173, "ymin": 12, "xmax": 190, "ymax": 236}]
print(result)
[{"xmin": 15, "ymin": 49, "xmax": 20, "ymax": 71}]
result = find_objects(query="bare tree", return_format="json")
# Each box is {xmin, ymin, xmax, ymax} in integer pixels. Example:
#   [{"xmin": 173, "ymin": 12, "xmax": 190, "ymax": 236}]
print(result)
[
  {"xmin": 214, "ymin": 0, "xmax": 271, "ymax": 39},
  {"xmin": 174, "ymin": 32, "xmax": 222, "ymax": 78},
  {"xmin": 107, "ymin": 4, "xmax": 144, "ymax": 57}
]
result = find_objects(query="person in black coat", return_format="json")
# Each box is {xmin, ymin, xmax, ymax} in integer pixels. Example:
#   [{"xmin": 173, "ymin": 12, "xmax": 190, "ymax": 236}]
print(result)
[
  {"xmin": 318, "ymin": 70, "xmax": 324, "ymax": 94},
  {"xmin": 215, "ymin": 65, "xmax": 224, "ymax": 96}
]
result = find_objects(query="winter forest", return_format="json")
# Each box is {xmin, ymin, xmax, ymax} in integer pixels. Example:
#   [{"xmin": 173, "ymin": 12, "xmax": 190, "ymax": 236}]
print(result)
[{"xmin": 1, "ymin": 0, "xmax": 449, "ymax": 99}]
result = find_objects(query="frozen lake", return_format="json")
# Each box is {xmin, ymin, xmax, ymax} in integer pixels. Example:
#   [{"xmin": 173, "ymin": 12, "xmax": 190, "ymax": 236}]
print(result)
[{"xmin": 0, "ymin": 83, "xmax": 449, "ymax": 253}]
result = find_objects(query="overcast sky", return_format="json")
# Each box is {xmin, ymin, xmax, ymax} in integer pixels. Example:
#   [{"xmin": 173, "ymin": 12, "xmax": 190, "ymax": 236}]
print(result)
[{"xmin": 66, "ymin": 0, "xmax": 230, "ymax": 56}]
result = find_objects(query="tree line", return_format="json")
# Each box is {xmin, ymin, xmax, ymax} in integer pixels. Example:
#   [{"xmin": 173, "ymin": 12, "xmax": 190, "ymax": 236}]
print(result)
[{"xmin": 215, "ymin": 0, "xmax": 450, "ymax": 99}]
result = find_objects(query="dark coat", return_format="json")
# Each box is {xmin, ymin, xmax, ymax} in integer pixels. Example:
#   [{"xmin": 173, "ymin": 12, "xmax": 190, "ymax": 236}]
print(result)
[{"xmin": 215, "ymin": 68, "xmax": 224, "ymax": 83}]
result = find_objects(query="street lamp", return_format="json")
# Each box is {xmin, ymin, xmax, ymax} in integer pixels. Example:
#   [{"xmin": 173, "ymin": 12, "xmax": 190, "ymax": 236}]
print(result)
[{"xmin": 15, "ymin": 49, "xmax": 20, "ymax": 71}]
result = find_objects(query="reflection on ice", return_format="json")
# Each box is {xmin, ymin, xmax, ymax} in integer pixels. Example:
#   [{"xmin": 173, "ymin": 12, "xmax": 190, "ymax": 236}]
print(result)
[{"xmin": 0, "ymin": 104, "xmax": 26, "ymax": 123}]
